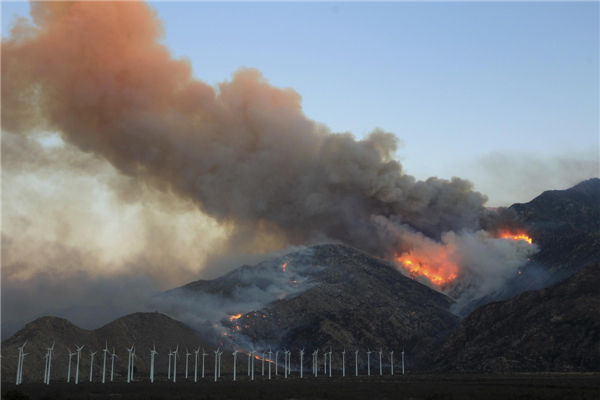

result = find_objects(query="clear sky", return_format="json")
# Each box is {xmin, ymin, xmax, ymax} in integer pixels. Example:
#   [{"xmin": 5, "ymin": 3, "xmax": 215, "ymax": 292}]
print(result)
[{"xmin": 2, "ymin": 1, "xmax": 598, "ymax": 205}]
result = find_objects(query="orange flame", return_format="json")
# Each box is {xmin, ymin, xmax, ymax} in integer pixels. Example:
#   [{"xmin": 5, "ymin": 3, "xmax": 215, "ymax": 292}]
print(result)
[
  {"xmin": 282, "ymin": 263, "xmax": 287, "ymax": 272},
  {"xmin": 499, "ymin": 232, "xmax": 533, "ymax": 244},
  {"xmin": 229, "ymin": 314, "xmax": 242, "ymax": 321},
  {"xmin": 396, "ymin": 252, "xmax": 459, "ymax": 287}
]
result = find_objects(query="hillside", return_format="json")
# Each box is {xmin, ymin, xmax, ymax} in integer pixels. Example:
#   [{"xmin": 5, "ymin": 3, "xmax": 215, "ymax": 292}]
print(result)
[
  {"xmin": 1, "ymin": 313, "xmax": 232, "ymax": 383},
  {"xmin": 430, "ymin": 262, "xmax": 600, "ymax": 372},
  {"xmin": 178, "ymin": 244, "xmax": 460, "ymax": 369}
]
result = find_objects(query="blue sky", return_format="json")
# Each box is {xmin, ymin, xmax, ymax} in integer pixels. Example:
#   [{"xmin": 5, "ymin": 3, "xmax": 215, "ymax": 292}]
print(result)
[{"xmin": 2, "ymin": 1, "xmax": 598, "ymax": 205}]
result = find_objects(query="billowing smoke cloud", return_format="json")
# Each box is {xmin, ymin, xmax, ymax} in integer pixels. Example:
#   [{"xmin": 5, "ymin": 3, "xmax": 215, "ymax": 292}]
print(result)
[{"xmin": 2, "ymin": 0, "xmax": 536, "ymax": 322}]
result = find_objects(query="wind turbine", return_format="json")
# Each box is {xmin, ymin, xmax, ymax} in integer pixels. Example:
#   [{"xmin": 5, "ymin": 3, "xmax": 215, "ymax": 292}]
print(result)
[
  {"xmin": 314, "ymin": 349, "xmax": 318, "ymax": 377},
  {"xmin": 323, "ymin": 351, "xmax": 327, "ymax": 375},
  {"xmin": 67, "ymin": 348, "xmax": 76, "ymax": 383},
  {"xmin": 213, "ymin": 347, "xmax": 219, "ymax": 382},
  {"xmin": 233, "ymin": 348, "xmax": 239, "ymax": 381},
  {"xmin": 247, "ymin": 350, "xmax": 251, "ymax": 377},
  {"xmin": 173, "ymin": 345, "xmax": 179, "ymax": 383},
  {"xmin": 287, "ymin": 349, "xmax": 291, "ymax": 376},
  {"xmin": 355, "ymin": 349, "xmax": 359, "ymax": 376},
  {"xmin": 75, "ymin": 344, "xmax": 85, "ymax": 384},
  {"xmin": 268, "ymin": 347, "xmax": 272, "ymax": 379},
  {"xmin": 168, "ymin": 348, "xmax": 173, "ymax": 380},
  {"xmin": 283, "ymin": 349, "xmax": 288, "ymax": 379},
  {"xmin": 110, "ymin": 347, "xmax": 117, "ymax": 382},
  {"xmin": 379, "ymin": 349, "xmax": 383, "ymax": 376},
  {"xmin": 275, "ymin": 350, "xmax": 279, "ymax": 375},
  {"xmin": 402, "ymin": 348, "xmax": 405, "ymax": 375},
  {"xmin": 299, "ymin": 349, "xmax": 304, "ymax": 378},
  {"xmin": 89, "ymin": 349, "xmax": 97, "ymax": 382},
  {"xmin": 48, "ymin": 342, "xmax": 55, "ymax": 385},
  {"xmin": 43, "ymin": 353, "xmax": 49, "ymax": 384},
  {"xmin": 131, "ymin": 346, "xmax": 136, "ymax": 382},
  {"xmin": 19, "ymin": 352, "xmax": 28, "ymax": 384},
  {"xmin": 102, "ymin": 341, "xmax": 109, "ymax": 384},
  {"xmin": 261, "ymin": 350, "xmax": 266, "ymax": 376},
  {"xmin": 185, "ymin": 348, "xmax": 191, "ymax": 379},
  {"xmin": 390, "ymin": 351, "xmax": 394, "ymax": 375},
  {"xmin": 202, "ymin": 348, "xmax": 207, "ymax": 378},
  {"xmin": 218, "ymin": 349, "xmax": 223, "ymax": 378},
  {"xmin": 150, "ymin": 343, "xmax": 158, "ymax": 383},
  {"xmin": 342, "ymin": 349, "xmax": 346, "ymax": 377},
  {"xmin": 329, "ymin": 349, "xmax": 332, "ymax": 377},
  {"xmin": 367, "ymin": 349, "xmax": 372, "ymax": 376},
  {"xmin": 127, "ymin": 345, "xmax": 134, "ymax": 383},
  {"xmin": 251, "ymin": 348, "xmax": 255, "ymax": 381},
  {"xmin": 16, "ymin": 340, "xmax": 27, "ymax": 385},
  {"xmin": 193, "ymin": 347, "xmax": 200, "ymax": 382}
]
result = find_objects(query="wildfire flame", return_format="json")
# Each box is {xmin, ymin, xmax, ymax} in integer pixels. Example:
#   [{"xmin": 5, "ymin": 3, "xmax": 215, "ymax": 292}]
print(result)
[
  {"xmin": 282, "ymin": 262, "xmax": 287, "ymax": 272},
  {"xmin": 499, "ymin": 232, "xmax": 533, "ymax": 244},
  {"xmin": 229, "ymin": 314, "xmax": 242, "ymax": 321},
  {"xmin": 397, "ymin": 253, "xmax": 459, "ymax": 286}
]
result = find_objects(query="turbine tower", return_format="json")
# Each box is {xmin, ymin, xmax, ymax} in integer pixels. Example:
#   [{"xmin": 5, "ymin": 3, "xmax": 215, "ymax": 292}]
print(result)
[
  {"xmin": 202, "ymin": 348, "xmax": 207, "ymax": 378},
  {"xmin": 355, "ymin": 349, "xmax": 359, "ymax": 376},
  {"xmin": 193, "ymin": 347, "xmax": 200, "ymax": 382},
  {"xmin": 168, "ymin": 348, "xmax": 173, "ymax": 380},
  {"xmin": 283, "ymin": 349, "xmax": 288, "ymax": 379},
  {"xmin": 43, "ymin": 353, "xmax": 49, "ymax": 384},
  {"xmin": 299, "ymin": 349, "xmax": 305, "ymax": 378},
  {"xmin": 323, "ymin": 351, "xmax": 327, "ymax": 375},
  {"xmin": 233, "ymin": 349, "xmax": 239, "ymax": 381},
  {"xmin": 89, "ymin": 349, "xmax": 97, "ymax": 382},
  {"xmin": 19, "ymin": 352, "xmax": 28, "ymax": 384},
  {"xmin": 379, "ymin": 349, "xmax": 382, "ymax": 376},
  {"xmin": 314, "ymin": 349, "xmax": 319, "ymax": 377},
  {"xmin": 150, "ymin": 343, "xmax": 158, "ymax": 383},
  {"xmin": 172, "ymin": 345, "xmax": 179, "ymax": 383},
  {"xmin": 67, "ymin": 348, "xmax": 76, "ymax": 383},
  {"xmin": 275, "ymin": 350, "xmax": 279, "ymax": 375},
  {"xmin": 218, "ymin": 349, "xmax": 223, "ymax": 378},
  {"xmin": 75, "ymin": 344, "xmax": 85, "ymax": 384},
  {"xmin": 342, "ymin": 349, "xmax": 346, "ymax": 377},
  {"xmin": 102, "ymin": 341, "xmax": 109, "ymax": 384},
  {"xmin": 402, "ymin": 348, "xmax": 405, "ymax": 375},
  {"xmin": 390, "ymin": 350, "xmax": 394, "ymax": 375},
  {"xmin": 268, "ymin": 347, "xmax": 272, "ymax": 379},
  {"xmin": 251, "ymin": 348, "xmax": 255, "ymax": 381},
  {"xmin": 110, "ymin": 347, "xmax": 118, "ymax": 382},
  {"xmin": 185, "ymin": 348, "xmax": 191, "ymax": 379},
  {"xmin": 261, "ymin": 350, "xmax": 266, "ymax": 376},
  {"xmin": 329, "ymin": 349, "xmax": 332, "ymax": 377},
  {"xmin": 16, "ymin": 340, "xmax": 27, "ymax": 385},
  {"xmin": 213, "ymin": 347, "xmax": 219, "ymax": 382},
  {"xmin": 126, "ymin": 345, "xmax": 134, "ymax": 383},
  {"xmin": 367, "ymin": 349, "xmax": 372, "ymax": 376},
  {"xmin": 131, "ymin": 346, "xmax": 136, "ymax": 382},
  {"xmin": 46, "ymin": 342, "xmax": 55, "ymax": 385},
  {"xmin": 287, "ymin": 349, "xmax": 291, "ymax": 377}
]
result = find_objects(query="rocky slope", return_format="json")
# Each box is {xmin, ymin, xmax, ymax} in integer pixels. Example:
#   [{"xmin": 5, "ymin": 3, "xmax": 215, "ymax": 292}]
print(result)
[
  {"xmin": 430, "ymin": 262, "xmax": 600, "ymax": 372},
  {"xmin": 1, "ymin": 312, "xmax": 231, "ymax": 383},
  {"xmin": 179, "ymin": 244, "xmax": 460, "ymax": 369}
]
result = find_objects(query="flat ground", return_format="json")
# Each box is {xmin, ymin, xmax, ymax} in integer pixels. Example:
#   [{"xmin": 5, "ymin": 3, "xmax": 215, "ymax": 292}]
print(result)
[{"xmin": 2, "ymin": 373, "xmax": 599, "ymax": 400}]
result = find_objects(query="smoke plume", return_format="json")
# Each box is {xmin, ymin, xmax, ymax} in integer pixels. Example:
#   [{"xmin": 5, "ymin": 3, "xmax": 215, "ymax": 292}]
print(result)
[{"xmin": 2, "ymin": 0, "xmax": 535, "ymax": 319}]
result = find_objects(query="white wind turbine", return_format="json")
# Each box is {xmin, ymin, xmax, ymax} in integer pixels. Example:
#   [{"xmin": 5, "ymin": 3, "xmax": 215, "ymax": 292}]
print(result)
[
  {"xmin": 402, "ymin": 348, "xmax": 405, "ymax": 375},
  {"xmin": 202, "ymin": 348, "xmax": 207, "ymax": 378},
  {"xmin": 232, "ymin": 348, "xmax": 239, "ymax": 381},
  {"xmin": 268, "ymin": 347, "xmax": 272, "ymax": 379},
  {"xmin": 67, "ymin": 348, "xmax": 76, "ymax": 383},
  {"xmin": 89, "ymin": 349, "xmax": 97, "ymax": 382},
  {"xmin": 367, "ymin": 349, "xmax": 372, "ymax": 376},
  {"xmin": 172, "ymin": 345, "xmax": 179, "ymax": 383},
  {"xmin": 314, "ymin": 349, "xmax": 318, "ymax": 377},
  {"xmin": 355, "ymin": 349, "xmax": 359, "ymax": 376},
  {"xmin": 261, "ymin": 350, "xmax": 266, "ymax": 376},
  {"xmin": 213, "ymin": 347, "xmax": 219, "ymax": 382},
  {"xmin": 168, "ymin": 348, "xmax": 173, "ymax": 380},
  {"xmin": 379, "ymin": 349, "xmax": 383, "ymax": 376},
  {"xmin": 299, "ymin": 349, "xmax": 304, "ymax": 378},
  {"xmin": 283, "ymin": 349, "xmax": 288, "ymax": 379},
  {"xmin": 131, "ymin": 346, "xmax": 137, "ymax": 382},
  {"xmin": 75, "ymin": 344, "xmax": 85, "ymax": 384},
  {"xmin": 218, "ymin": 349, "xmax": 223, "ymax": 378},
  {"xmin": 19, "ymin": 352, "xmax": 28, "ymax": 385},
  {"xmin": 16, "ymin": 340, "xmax": 27, "ymax": 385},
  {"xmin": 43, "ymin": 353, "xmax": 49, "ymax": 384},
  {"xmin": 127, "ymin": 345, "xmax": 134, "ymax": 383},
  {"xmin": 193, "ymin": 347, "xmax": 200, "ymax": 382},
  {"xmin": 102, "ymin": 341, "xmax": 109, "ymax": 384},
  {"xmin": 47, "ymin": 342, "xmax": 55, "ymax": 385},
  {"xmin": 342, "ymin": 349, "xmax": 346, "ymax": 377},
  {"xmin": 390, "ymin": 350, "xmax": 394, "ymax": 375},
  {"xmin": 329, "ymin": 349, "xmax": 332, "ymax": 377},
  {"xmin": 287, "ymin": 349, "xmax": 291, "ymax": 377},
  {"xmin": 150, "ymin": 343, "xmax": 158, "ymax": 383},
  {"xmin": 110, "ymin": 347, "xmax": 118, "ymax": 382},
  {"xmin": 323, "ymin": 351, "xmax": 327, "ymax": 375},
  {"xmin": 275, "ymin": 350, "xmax": 279, "ymax": 375},
  {"xmin": 185, "ymin": 348, "xmax": 191, "ymax": 379},
  {"xmin": 251, "ymin": 348, "xmax": 255, "ymax": 381}
]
